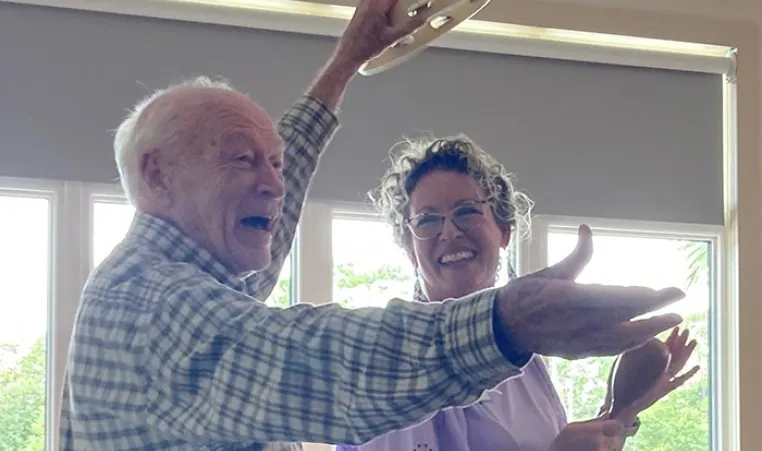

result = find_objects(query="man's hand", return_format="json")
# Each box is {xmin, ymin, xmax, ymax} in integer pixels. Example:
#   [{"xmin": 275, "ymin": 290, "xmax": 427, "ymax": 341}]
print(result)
[
  {"xmin": 496, "ymin": 225, "xmax": 685, "ymax": 360},
  {"xmin": 308, "ymin": 0, "xmax": 426, "ymax": 109},
  {"xmin": 546, "ymin": 418, "xmax": 626, "ymax": 451},
  {"xmin": 332, "ymin": 0, "xmax": 426, "ymax": 70}
]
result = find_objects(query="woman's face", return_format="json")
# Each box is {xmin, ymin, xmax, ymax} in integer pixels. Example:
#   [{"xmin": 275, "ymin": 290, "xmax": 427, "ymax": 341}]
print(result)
[{"xmin": 406, "ymin": 170, "xmax": 511, "ymax": 301}]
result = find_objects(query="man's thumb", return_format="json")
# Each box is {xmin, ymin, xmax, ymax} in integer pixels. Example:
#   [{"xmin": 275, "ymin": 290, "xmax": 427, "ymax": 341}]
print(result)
[{"xmin": 547, "ymin": 224, "xmax": 593, "ymax": 280}]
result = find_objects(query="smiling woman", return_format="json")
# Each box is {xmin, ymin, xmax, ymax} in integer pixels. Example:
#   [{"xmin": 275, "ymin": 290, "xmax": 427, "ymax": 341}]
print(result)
[
  {"xmin": 372, "ymin": 136, "xmax": 531, "ymax": 303},
  {"xmin": 334, "ymin": 135, "xmax": 569, "ymax": 451}
]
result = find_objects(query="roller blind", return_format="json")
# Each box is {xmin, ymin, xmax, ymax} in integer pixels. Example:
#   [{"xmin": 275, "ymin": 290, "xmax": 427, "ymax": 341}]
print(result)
[{"xmin": 0, "ymin": 3, "xmax": 724, "ymax": 224}]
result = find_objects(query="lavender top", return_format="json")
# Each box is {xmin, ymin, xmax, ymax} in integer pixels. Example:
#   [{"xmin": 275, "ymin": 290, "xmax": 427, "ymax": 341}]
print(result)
[{"xmin": 335, "ymin": 354, "xmax": 567, "ymax": 451}]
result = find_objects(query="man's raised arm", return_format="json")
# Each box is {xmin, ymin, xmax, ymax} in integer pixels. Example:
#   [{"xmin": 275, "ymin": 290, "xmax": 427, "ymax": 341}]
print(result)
[{"xmin": 245, "ymin": 0, "xmax": 424, "ymax": 300}]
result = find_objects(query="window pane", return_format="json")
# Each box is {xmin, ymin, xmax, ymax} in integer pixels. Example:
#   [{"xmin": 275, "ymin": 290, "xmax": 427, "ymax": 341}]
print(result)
[
  {"xmin": 265, "ymin": 253, "xmax": 292, "ymax": 308},
  {"xmin": 545, "ymin": 231, "xmax": 712, "ymax": 451},
  {"xmin": 92, "ymin": 201, "xmax": 136, "ymax": 268},
  {"xmin": 0, "ymin": 195, "xmax": 51, "ymax": 450},
  {"xmin": 332, "ymin": 218, "xmax": 414, "ymax": 308}
]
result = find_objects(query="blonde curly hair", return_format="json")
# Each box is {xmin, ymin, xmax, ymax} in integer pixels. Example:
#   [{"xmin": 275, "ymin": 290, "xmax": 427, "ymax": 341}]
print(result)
[{"xmin": 370, "ymin": 135, "xmax": 534, "ymax": 252}]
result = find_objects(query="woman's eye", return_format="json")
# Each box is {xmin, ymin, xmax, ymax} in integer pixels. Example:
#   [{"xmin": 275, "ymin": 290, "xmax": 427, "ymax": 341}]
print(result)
[
  {"xmin": 417, "ymin": 215, "xmax": 440, "ymax": 225},
  {"xmin": 455, "ymin": 207, "xmax": 481, "ymax": 216}
]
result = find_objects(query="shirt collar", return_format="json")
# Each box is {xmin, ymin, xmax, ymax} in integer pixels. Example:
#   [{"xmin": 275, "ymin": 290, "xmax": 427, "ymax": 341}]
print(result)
[{"xmin": 128, "ymin": 212, "xmax": 247, "ymax": 291}]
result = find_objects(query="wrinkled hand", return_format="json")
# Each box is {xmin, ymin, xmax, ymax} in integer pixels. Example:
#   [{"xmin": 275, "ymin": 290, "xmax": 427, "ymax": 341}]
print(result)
[
  {"xmin": 604, "ymin": 327, "xmax": 700, "ymax": 424},
  {"xmin": 332, "ymin": 0, "xmax": 426, "ymax": 68},
  {"xmin": 546, "ymin": 418, "xmax": 626, "ymax": 451},
  {"xmin": 496, "ymin": 225, "xmax": 685, "ymax": 360}
]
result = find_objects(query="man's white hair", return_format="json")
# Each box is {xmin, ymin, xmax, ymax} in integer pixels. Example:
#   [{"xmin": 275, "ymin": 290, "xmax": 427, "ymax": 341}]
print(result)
[{"xmin": 113, "ymin": 76, "xmax": 236, "ymax": 206}]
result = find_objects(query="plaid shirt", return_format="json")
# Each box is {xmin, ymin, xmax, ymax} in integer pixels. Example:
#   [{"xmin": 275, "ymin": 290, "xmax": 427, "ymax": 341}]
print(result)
[{"xmin": 59, "ymin": 96, "xmax": 522, "ymax": 450}]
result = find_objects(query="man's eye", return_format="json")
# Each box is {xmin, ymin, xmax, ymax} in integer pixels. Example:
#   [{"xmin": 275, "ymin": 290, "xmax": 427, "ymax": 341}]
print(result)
[{"xmin": 236, "ymin": 155, "xmax": 253, "ymax": 163}]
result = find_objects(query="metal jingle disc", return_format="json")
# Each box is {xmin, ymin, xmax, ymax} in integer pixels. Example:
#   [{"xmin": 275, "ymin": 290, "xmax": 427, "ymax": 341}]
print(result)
[{"xmin": 358, "ymin": 0, "xmax": 492, "ymax": 76}]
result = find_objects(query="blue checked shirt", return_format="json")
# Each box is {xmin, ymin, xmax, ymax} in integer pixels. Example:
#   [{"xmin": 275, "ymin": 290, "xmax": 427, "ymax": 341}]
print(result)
[{"xmin": 60, "ymin": 96, "xmax": 523, "ymax": 450}]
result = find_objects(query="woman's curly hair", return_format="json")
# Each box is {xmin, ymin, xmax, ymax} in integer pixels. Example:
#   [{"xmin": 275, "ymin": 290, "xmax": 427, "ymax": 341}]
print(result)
[{"xmin": 370, "ymin": 135, "xmax": 534, "ymax": 251}]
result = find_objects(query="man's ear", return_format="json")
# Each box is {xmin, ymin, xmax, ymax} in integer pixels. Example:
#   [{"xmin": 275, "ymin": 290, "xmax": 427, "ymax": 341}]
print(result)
[{"xmin": 139, "ymin": 148, "xmax": 173, "ymax": 208}]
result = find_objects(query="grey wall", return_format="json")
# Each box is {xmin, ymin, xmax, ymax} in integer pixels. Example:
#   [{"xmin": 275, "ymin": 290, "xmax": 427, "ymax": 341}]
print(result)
[{"xmin": 0, "ymin": 3, "xmax": 724, "ymax": 224}]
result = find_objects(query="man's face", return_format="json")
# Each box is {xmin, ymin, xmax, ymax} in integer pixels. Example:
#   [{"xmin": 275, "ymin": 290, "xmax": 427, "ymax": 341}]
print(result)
[{"xmin": 143, "ymin": 88, "xmax": 285, "ymax": 274}]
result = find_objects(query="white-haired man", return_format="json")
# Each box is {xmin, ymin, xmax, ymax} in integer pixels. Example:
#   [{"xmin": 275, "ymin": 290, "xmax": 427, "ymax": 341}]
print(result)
[{"xmin": 61, "ymin": 0, "xmax": 686, "ymax": 449}]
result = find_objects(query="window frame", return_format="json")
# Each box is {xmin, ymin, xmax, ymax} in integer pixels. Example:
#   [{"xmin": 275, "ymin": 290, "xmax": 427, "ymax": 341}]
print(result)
[
  {"xmin": 0, "ymin": 176, "xmax": 64, "ymax": 451},
  {"xmin": 526, "ymin": 213, "xmax": 731, "ymax": 451}
]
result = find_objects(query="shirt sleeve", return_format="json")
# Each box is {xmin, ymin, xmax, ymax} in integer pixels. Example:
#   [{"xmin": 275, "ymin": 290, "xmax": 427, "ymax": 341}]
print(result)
[
  {"xmin": 243, "ymin": 95, "xmax": 339, "ymax": 301},
  {"xmin": 137, "ymin": 265, "xmax": 523, "ymax": 446}
]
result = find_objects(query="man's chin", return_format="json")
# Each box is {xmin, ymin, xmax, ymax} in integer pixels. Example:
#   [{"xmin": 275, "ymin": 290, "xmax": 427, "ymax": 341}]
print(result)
[{"xmin": 236, "ymin": 256, "xmax": 272, "ymax": 275}]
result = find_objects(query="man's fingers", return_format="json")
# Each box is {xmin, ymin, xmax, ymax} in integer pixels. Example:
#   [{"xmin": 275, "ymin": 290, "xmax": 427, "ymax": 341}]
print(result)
[
  {"xmin": 371, "ymin": 0, "xmax": 398, "ymax": 14},
  {"xmin": 564, "ymin": 283, "xmax": 685, "ymax": 318},
  {"xmin": 386, "ymin": 16, "xmax": 426, "ymax": 43},
  {"xmin": 605, "ymin": 314, "xmax": 684, "ymax": 353}
]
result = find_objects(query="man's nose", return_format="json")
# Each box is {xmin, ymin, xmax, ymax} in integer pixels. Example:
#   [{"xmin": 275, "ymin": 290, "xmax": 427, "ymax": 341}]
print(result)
[
  {"xmin": 257, "ymin": 162, "xmax": 285, "ymax": 199},
  {"xmin": 438, "ymin": 217, "xmax": 463, "ymax": 241}
]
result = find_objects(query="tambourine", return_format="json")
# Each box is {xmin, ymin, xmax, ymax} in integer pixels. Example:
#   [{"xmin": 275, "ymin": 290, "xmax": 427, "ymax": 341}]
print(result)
[{"xmin": 358, "ymin": 0, "xmax": 492, "ymax": 76}]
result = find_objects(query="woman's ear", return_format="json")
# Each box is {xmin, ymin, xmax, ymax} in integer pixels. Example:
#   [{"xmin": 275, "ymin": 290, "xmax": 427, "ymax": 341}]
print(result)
[
  {"xmin": 500, "ymin": 226, "xmax": 512, "ymax": 249},
  {"xmin": 406, "ymin": 246, "xmax": 418, "ymax": 270}
]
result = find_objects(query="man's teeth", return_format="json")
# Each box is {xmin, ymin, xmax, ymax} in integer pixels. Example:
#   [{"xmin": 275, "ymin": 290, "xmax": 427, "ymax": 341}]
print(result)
[{"xmin": 440, "ymin": 251, "xmax": 476, "ymax": 264}]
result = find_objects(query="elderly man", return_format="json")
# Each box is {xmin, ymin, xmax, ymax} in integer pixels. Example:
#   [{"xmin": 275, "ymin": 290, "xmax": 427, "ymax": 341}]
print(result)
[{"xmin": 61, "ymin": 0, "xmax": 685, "ymax": 449}]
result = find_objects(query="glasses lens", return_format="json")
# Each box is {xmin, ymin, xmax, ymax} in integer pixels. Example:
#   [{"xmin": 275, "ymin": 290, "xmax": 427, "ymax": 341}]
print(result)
[
  {"xmin": 452, "ymin": 205, "xmax": 486, "ymax": 230},
  {"xmin": 410, "ymin": 214, "xmax": 443, "ymax": 239}
]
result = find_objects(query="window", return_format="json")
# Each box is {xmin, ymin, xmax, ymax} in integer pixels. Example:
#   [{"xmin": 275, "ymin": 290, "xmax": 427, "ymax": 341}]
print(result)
[
  {"xmin": 332, "ymin": 216, "xmax": 415, "ymax": 308},
  {"xmin": 543, "ymin": 224, "xmax": 714, "ymax": 450},
  {"xmin": 90, "ymin": 197, "xmax": 293, "ymax": 306},
  {"xmin": 92, "ymin": 199, "xmax": 136, "ymax": 268},
  {"xmin": 265, "ymin": 252, "xmax": 293, "ymax": 308},
  {"xmin": 0, "ymin": 193, "xmax": 52, "ymax": 451}
]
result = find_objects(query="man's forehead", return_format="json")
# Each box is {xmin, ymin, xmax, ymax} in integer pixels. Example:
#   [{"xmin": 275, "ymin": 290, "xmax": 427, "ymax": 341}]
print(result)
[
  {"xmin": 142, "ymin": 86, "xmax": 283, "ymax": 156},
  {"xmin": 182, "ymin": 88, "xmax": 279, "ymax": 141},
  {"xmin": 142, "ymin": 86, "xmax": 272, "ymax": 126}
]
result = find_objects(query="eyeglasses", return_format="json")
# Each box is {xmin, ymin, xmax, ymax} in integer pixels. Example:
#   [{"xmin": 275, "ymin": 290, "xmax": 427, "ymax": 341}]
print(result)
[{"xmin": 405, "ymin": 199, "xmax": 492, "ymax": 240}]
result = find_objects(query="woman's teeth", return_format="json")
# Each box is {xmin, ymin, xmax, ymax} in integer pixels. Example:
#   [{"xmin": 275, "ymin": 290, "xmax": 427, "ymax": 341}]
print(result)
[{"xmin": 439, "ymin": 250, "xmax": 476, "ymax": 264}]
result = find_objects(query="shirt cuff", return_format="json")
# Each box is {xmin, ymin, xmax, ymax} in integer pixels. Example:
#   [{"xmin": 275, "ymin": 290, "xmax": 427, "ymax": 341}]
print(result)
[
  {"xmin": 443, "ymin": 288, "xmax": 524, "ymax": 391},
  {"xmin": 492, "ymin": 301, "xmax": 533, "ymax": 367}
]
